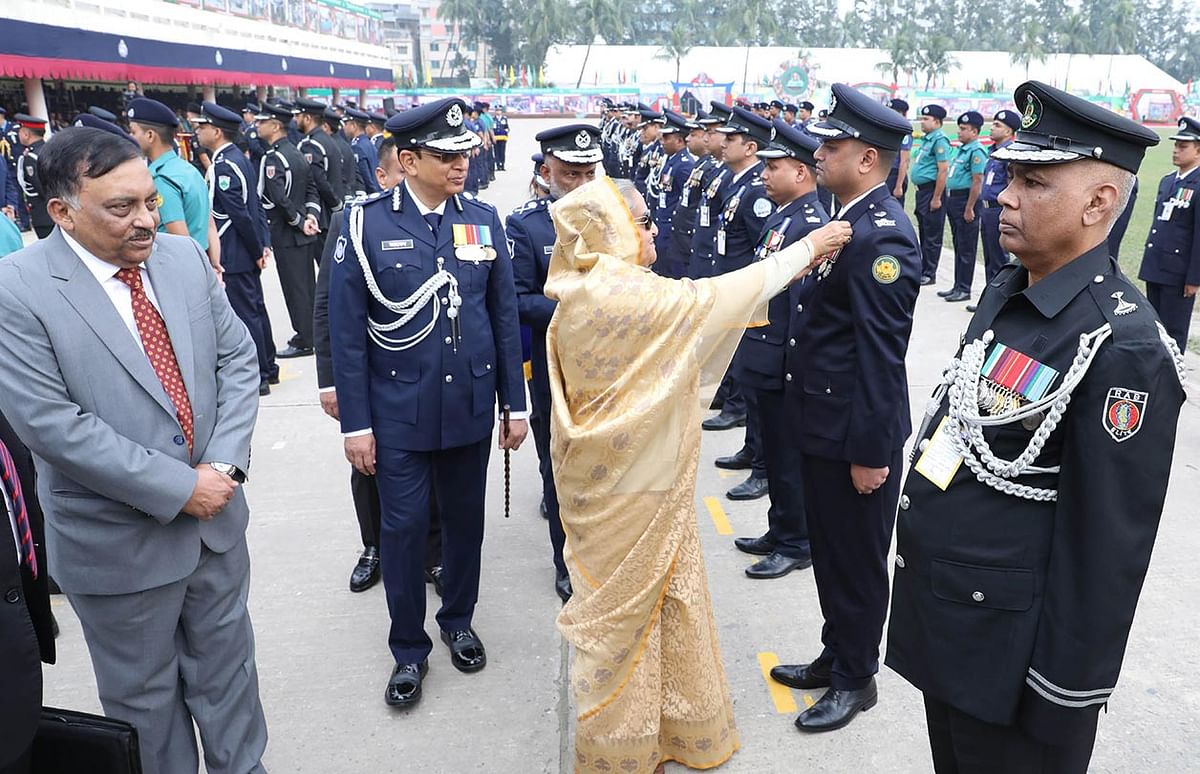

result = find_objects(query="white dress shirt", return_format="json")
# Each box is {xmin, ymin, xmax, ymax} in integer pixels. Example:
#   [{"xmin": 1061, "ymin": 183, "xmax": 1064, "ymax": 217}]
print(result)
[{"xmin": 63, "ymin": 230, "xmax": 164, "ymax": 354}]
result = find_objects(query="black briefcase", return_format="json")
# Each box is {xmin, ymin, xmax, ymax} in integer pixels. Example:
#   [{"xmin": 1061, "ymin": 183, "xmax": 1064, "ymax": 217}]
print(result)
[{"xmin": 33, "ymin": 707, "xmax": 142, "ymax": 774}]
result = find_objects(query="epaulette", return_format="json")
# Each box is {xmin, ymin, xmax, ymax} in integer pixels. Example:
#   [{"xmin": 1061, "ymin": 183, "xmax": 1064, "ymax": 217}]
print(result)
[
  {"xmin": 358, "ymin": 188, "xmax": 391, "ymax": 207},
  {"xmin": 457, "ymin": 192, "xmax": 497, "ymax": 214},
  {"xmin": 1088, "ymin": 271, "xmax": 1158, "ymax": 344}
]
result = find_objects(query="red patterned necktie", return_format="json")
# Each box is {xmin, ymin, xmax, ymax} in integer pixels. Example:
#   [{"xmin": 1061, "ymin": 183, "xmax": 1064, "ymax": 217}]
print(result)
[
  {"xmin": 115, "ymin": 267, "xmax": 194, "ymax": 453},
  {"xmin": 0, "ymin": 437, "xmax": 36, "ymax": 579}
]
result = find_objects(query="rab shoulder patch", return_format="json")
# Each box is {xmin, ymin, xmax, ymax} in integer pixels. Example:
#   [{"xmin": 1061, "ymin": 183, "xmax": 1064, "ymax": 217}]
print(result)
[{"xmin": 1103, "ymin": 387, "xmax": 1148, "ymax": 442}]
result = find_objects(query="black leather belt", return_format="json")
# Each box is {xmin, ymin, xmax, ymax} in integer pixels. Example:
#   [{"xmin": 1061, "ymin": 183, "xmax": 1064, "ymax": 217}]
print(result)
[{"xmin": 947, "ymin": 188, "xmax": 970, "ymax": 196}]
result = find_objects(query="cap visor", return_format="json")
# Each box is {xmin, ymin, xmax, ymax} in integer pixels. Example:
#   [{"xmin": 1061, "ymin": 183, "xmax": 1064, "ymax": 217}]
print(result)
[
  {"xmin": 424, "ymin": 132, "xmax": 483, "ymax": 153},
  {"xmin": 990, "ymin": 141, "xmax": 1081, "ymax": 164},
  {"xmin": 755, "ymin": 147, "xmax": 791, "ymax": 159},
  {"xmin": 1168, "ymin": 134, "xmax": 1200, "ymax": 142},
  {"xmin": 552, "ymin": 148, "xmax": 604, "ymax": 164},
  {"xmin": 715, "ymin": 126, "xmax": 742, "ymax": 134},
  {"xmin": 807, "ymin": 122, "xmax": 852, "ymax": 140}
]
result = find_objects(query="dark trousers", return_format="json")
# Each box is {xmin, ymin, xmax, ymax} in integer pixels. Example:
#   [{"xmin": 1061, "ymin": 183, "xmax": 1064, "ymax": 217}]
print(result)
[
  {"xmin": 224, "ymin": 269, "xmax": 278, "ymax": 384},
  {"xmin": 756, "ymin": 388, "xmax": 809, "ymax": 558},
  {"xmin": 741, "ymin": 385, "xmax": 767, "ymax": 479},
  {"xmin": 978, "ymin": 205, "xmax": 1008, "ymax": 283},
  {"xmin": 0, "ymin": 746, "xmax": 31, "ymax": 774},
  {"xmin": 529, "ymin": 393, "xmax": 567, "ymax": 578},
  {"xmin": 275, "ymin": 243, "xmax": 316, "ymax": 348},
  {"xmin": 1146, "ymin": 281, "xmax": 1196, "ymax": 351},
  {"xmin": 923, "ymin": 694, "xmax": 1097, "ymax": 774},
  {"xmin": 495, "ymin": 140, "xmax": 507, "ymax": 169},
  {"xmin": 946, "ymin": 191, "xmax": 980, "ymax": 293},
  {"xmin": 377, "ymin": 439, "xmax": 491, "ymax": 665},
  {"xmin": 716, "ymin": 371, "xmax": 745, "ymax": 417},
  {"xmin": 350, "ymin": 468, "xmax": 442, "ymax": 571},
  {"xmin": 802, "ymin": 449, "xmax": 902, "ymax": 690},
  {"xmin": 915, "ymin": 183, "xmax": 947, "ymax": 280},
  {"xmin": 886, "ymin": 168, "xmax": 909, "ymax": 207}
]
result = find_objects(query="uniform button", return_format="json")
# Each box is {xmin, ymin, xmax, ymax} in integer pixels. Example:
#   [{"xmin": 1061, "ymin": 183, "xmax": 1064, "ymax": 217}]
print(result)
[
  {"xmin": 486, "ymin": 363, "xmax": 491, "ymax": 370},
  {"xmin": 796, "ymin": 304, "xmax": 804, "ymax": 313},
  {"xmin": 1148, "ymin": 243, "xmax": 1153, "ymax": 247},
  {"xmin": 788, "ymin": 338, "xmax": 796, "ymax": 347},
  {"xmin": 785, "ymin": 373, "xmax": 793, "ymax": 382},
  {"xmin": 1151, "ymin": 228, "xmax": 1157, "ymax": 234},
  {"xmin": 444, "ymin": 375, "xmax": 453, "ymax": 383},
  {"xmin": 173, "ymin": 435, "xmax": 185, "ymax": 446},
  {"xmin": 1175, "ymin": 249, "xmax": 1181, "ymax": 254},
  {"xmin": 390, "ymin": 369, "xmax": 396, "ymax": 377},
  {"xmin": 440, "ymin": 296, "xmax": 448, "ymax": 304},
  {"xmin": 825, "ymin": 387, "xmax": 831, "ymax": 394},
  {"xmin": 971, "ymin": 591, "xmax": 986, "ymax": 603},
  {"xmin": 899, "ymin": 494, "xmax": 910, "ymax": 511},
  {"xmin": 1093, "ymin": 275, "xmax": 1104, "ymax": 284},
  {"xmin": 4, "ymin": 588, "xmax": 19, "ymax": 603},
  {"xmin": 761, "ymin": 333, "xmax": 767, "ymax": 340},
  {"xmin": 444, "ymin": 337, "xmax": 453, "ymax": 345},
  {"xmin": 895, "ymin": 555, "xmax": 906, "ymax": 569},
  {"xmin": 395, "ymin": 262, "xmax": 403, "ymax": 268}
]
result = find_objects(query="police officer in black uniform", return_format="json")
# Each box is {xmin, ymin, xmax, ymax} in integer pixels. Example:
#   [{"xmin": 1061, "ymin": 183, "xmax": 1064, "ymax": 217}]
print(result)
[
  {"xmin": 242, "ymin": 103, "xmax": 267, "ymax": 167},
  {"xmin": 1138, "ymin": 115, "xmax": 1200, "ymax": 351},
  {"xmin": 295, "ymin": 99, "xmax": 344, "ymax": 290},
  {"xmin": 887, "ymin": 81, "xmax": 1184, "ymax": 772},
  {"xmin": 253, "ymin": 103, "xmax": 321, "ymax": 358},
  {"xmin": 732, "ymin": 119, "xmax": 827, "ymax": 578},
  {"xmin": 666, "ymin": 110, "xmax": 712, "ymax": 277},
  {"xmin": 508, "ymin": 124, "xmax": 603, "ymax": 603},
  {"xmin": 770, "ymin": 83, "xmax": 920, "ymax": 732},
  {"xmin": 14, "ymin": 114, "xmax": 51, "ymax": 239},
  {"xmin": 325, "ymin": 107, "xmax": 361, "ymax": 200}
]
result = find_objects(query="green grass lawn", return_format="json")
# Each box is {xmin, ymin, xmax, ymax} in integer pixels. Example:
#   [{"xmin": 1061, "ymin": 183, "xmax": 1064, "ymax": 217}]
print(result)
[{"xmin": 1117, "ymin": 127, "xmax": 1175, "ymax": 281}]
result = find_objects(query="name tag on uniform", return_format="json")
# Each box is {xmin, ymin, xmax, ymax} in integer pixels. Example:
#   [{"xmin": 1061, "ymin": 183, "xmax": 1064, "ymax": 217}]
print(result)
[
  {"xmin": 381, "ymin": 239, "xmax": 414, "ymax": 251},
  {"xmin": 914, "ymin": 417, "xmax": 964, "ymax": 491},
  {"xmin": 659, "ymin": 191, "xmax": 667, "ymax": 210},
  {"xmin": 716, "ymin": 229, "xmax": 727, "ymax": 256},
  {"xmin": 699, "ymin": 205, "xmax": 710, "ymax": 228},
  {"xmin": 985, "ymin": 171, "xmax": 994, "ymax": 186},
  {"xmin": 543, "ymin": 246, "xmax": 554, "ymax": 254}
]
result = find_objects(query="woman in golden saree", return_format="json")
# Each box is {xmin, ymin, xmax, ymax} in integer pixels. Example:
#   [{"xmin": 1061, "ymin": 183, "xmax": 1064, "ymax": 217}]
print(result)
[{"xmin": 546, "ymin": 178, "xmax": 850, "ymax": 773}]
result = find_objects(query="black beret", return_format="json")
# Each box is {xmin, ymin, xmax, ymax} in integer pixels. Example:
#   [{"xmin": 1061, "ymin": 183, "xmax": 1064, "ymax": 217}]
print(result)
[
  {"xmin": 993, "ymin": 109, "xmax": 1021, "ymax": 132},
  {"xmin": 920, "ymin": 104, "xmax": 947, "ymax": 120},
  {"xmin": 798, "ymin": 101, "xmax": 815, "ymax": 112},
  {"xmin": 808, "ymin": 83, "xmax": 912, "ymax": 152},
  {"xmin": 888, "ymin": 98, "xmax": 909, "ymax": 114},
  {"xmin": 957, "ymin": 111, "xmax": 984, "ymax": 128},
  {"xmin": 126, "ymin": 98, "xmax": 179, "ymax": 128}
]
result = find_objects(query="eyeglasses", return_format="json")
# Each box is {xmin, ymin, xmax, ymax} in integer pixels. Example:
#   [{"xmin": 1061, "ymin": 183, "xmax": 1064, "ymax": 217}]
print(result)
[
  {"xmin": 415, "ymin": 149, "xmax": 470, "ymax": 164},
  {"xmin": 632, "ymin": 213, "xmax": 653, "ymax": 231}
]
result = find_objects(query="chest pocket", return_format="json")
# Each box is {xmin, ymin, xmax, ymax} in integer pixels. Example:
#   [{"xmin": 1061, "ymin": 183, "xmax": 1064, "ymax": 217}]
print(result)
[
  {"xmin": 376, "ymin": 249, "xmax": 425, "ymax": 299},
  {"xmin": 802, "ymin": 370, "xmax": 855, "ymax": 441}
]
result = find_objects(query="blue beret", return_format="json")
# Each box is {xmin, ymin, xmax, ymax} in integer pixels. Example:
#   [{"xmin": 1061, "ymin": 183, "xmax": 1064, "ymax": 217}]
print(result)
[
  {"xmin": 126, "ymin": 97, "xmax": 178, "ymax": 128},
  {"xmin": 920, "ymin": 104, "xmax": 947, "ymax": 120},
  {"xmin": 957, "ymin": 111, "xmax": 985, "ymax": 128},
  {"xmin": 809, "ymin": 83, "xmax": 912, "ymax": 152},
  {"xmin": 384, "ymin": 97, "xmax": 481, "ymax": 153},
  {"xmin": 799, "ymin": 101, "xmax": 815, "ymax": 112},
  {"xmin": 536, "ymin": 123, "xmax": 602, "ymax": 164},
  {"xmin": 992, "ymin": 109, "xmax": 1021, "ymax": 132},
  {"xmin": 888, "ymin": 98, "xmax": 910, "ymax": 114}
]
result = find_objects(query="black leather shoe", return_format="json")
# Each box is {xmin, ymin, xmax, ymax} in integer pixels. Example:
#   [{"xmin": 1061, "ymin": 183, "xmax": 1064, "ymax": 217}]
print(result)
[
  {"xmin": 745, "ymin": 551, "xmax": 812, "ymax": 579},
  {"xmin": 966, "ymin": 304, "xmax": 978, "ymax": 313},
  {"xmin": 555, "ymin": 572, "xmax": 573, "ymax": 603},
  {"xmin": 715, "ymin": 449, "xmax": 752, "ymax": 470},
  {"xmin": 702, "ymin": 411, "xmax": 747, "ymax": 431},
  {"xmin": 277, "ymin": 345, "xmax": 314, "ymax": 359},
  {"xmin": 734, "ymin": 534, "xmax": 775, "ymax": 555},
  {"xmin": 770, "ymin": 657, "xmax": 833, "ymax": 689},
  {"xmin": 727, "ymin": 475, "xmax": 768, "ymax": 501},
  {"xmin": 384, "ymin": 660, "xmax": 428, "ymax": 707},
  {"xmin": 258, "ymin": 382, "xmax": 271, "ymax": 397},
  {"xmin": 441, "ymin": 628, "xmax": 487, "ymax": 673},
  {"xmin": 919, "ymin": 275, "xmax": 936, "ymax": 286},
  {"xmin": 425, "ymin": 565, "xmax": 444, "ymax": 597},
  {"xmin": 936, "ymin": 288, "xmax": 955, "ymax": 297},
  {"xmin": 945, "ymin": 291, "xmax": 971, "ymax": 302},
  {"xmin": 349, "ymin": 546, "xmax": 381, "ymax": 592},
  {"xmin": 267, "ymin": 373, "xmax": 281, "ymax": 385},
  {"xmin": 540, "ymin": 496, "xmax": 548, "ymax": 520},
  {"xmin": 794, "ymin": 679, "xmax": 878, "ymax": 732}
]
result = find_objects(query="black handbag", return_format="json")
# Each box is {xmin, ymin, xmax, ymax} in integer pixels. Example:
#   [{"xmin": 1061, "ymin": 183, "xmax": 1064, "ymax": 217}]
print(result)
[{"xmin": 33, "ymin": 707, "xmax": 142, "ymax": 774}]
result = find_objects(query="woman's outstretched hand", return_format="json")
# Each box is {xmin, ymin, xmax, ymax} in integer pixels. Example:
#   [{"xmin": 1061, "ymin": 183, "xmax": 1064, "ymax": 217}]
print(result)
[{"xmin": 806, "ymin": 221, "xmax": 853, "ymax": 259}]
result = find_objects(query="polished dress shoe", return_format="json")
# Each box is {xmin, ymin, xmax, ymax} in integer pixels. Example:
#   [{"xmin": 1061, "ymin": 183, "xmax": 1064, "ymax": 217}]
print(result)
[
  {"xmin": 966, "ymin": 303, "xmax": 978, "ymax": 313},
  {"xmin": 441, "ymin": 628, "xmax": 487, "ymax": 673},
  {"xmin": 277, "ymin": 345, "xmax": 314, "ymax": 359},
  {"xmin": 734, "ymin": 534, "xmax": 775, "ymax": 556},
  {"xmin": 267, "ymin": 373, "xmax": 281, "ymax": 385},
  {"xmin": 555, "ymin": 571, "xmax": 573, "ymax": 603},
  {"xmin": 794, "ymin": 679, "xmax": 878, "ymax": 732},
  {"xmin": 936, "ymin": 288, "xmax": 955, "ymax": 297},
  {"xmin": 727, "ymin": 475, "xmax": 768, "ymax": 501},
  {"xmin": 385, "ymin": 660, "xmax": 428, "ymax": 707},
  {"xmin": 349, "ymin": 546, "xmax": 381, "ymax": 592},
  {"xmin": 425, "ymin": 565, "xmax": 444, "ymax": 597},
  {"xmin": 919, "ymin": 275, "xmax": 936, "ymax": 286},
  {"xmin": 258, "ymin": 382, "xmax": 271, "ymax": 397},
  {"xmin": 539, "ymin": 496, "xmax": 548, "ymax": 520},
  {"xmin": 945, "ymin": 290, "xmax": 971, "ymax": 302},
  {"xmin": 715, "ymin": 449, "xmax": 752, "ymax": 470},
  {"xmin": 745, "ymin": 551, "xmax": 812, "ymax": 579},
  {"xmin": 702, "ymin": 411, "xmax": 747, "ymax": 431},
  {"xmin": 770, "ymin": 658, "xmax": 833, "ymax": 689}
]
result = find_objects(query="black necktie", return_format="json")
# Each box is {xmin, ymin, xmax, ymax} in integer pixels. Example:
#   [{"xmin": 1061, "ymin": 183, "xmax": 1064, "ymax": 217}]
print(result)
[{"xmin": 424, "ymin": 212, "xmax": 441, "ymax": 235}]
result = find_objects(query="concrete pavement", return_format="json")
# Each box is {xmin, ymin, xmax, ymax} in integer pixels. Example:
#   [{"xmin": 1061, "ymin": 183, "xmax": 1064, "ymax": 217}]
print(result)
[{"xmin": 39, "ymin": 119, "xmax": 1200, "ymax": 773}]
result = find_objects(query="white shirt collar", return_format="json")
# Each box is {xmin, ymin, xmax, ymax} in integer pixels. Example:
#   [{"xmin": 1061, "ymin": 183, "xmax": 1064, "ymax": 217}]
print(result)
[
  {"xmin": 729, "ymin": 163, "xmax": 756, "ymax": 185},
  {"xmin": 212, "ymin": 142, "xmax": 234, "ymax": 159},
  {"xmin": 404, "ymin": 182, "xmax": 447, "ymax": 216},
  {"xmin": 836, "ymin": 183, "xmax": 886, "ymax": 219},
  {"xmin": 61, "ymin": 229, "xmax": 137, "ymax": 284},
  {"xmin": 1178, "ymin": 165, "xmax": 1199, "ymax": 181}
]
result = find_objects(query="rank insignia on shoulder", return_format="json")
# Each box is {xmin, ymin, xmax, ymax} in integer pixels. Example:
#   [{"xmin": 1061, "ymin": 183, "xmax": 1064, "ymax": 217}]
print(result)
[
  {"xmin": 873, "ymin": 217, "xmax": 897, "ymax": 227},
  {"xmin": 334, "ymin": 235, "xmax": 347, "ymax": 263},
  {"xmin": 806, "ymin": 216, "xmax": 822, "ymax": 223},
  {"xmin": 1104, "ymin": 387, "xmax": 1148, "ymax": 442},
  {"xmin": 872, "ymin": 255, "xmax": 901, "ymax": 284},
  {"xmin": 1111, "ymin": 291, "xmax": 1138, "ymax": 316},
  {"xmin": 217, "ymin": 175, "xmax": 231, "ymax": 191},
  {"xmin": 753, "ymin": 198, "xmax": 772, "ymax": 218}
]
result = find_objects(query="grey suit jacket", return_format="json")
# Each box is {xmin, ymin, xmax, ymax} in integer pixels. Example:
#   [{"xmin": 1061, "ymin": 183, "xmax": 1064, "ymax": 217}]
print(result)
[{"xmin": 0, "ymin": 228, "xmax": 260, "ymax": 595}]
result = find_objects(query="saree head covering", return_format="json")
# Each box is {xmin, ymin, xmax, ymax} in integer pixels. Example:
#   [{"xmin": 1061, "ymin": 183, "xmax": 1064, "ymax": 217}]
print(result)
[{"xmin": 546, "ymin": 178, "xmax": 772, "ymax": 773}]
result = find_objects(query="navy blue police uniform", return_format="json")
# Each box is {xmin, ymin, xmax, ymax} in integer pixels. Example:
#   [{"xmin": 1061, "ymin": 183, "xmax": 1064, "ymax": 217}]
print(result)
[
  {"xmin": 507, "ymin": 123, "xmax": 603, "ymax": 603},
  {"xmin": 329, "ymin": 99, "xmax": 526, "ymax": 706},
  {"xmin": 979, "ymin": 109, "xmax": 1020, "ymax": 283},
  {"xmin": 492, "ymin": 108, "xmax": 509, "ymax": 170},
  {"xmin": 1138, "ymin": 115, "xmax": 1200, "ymax": 350},
  {"xmin": 633, "ymin": 108, "xmax": 664, "ymax": 198},
  {"xmin": 668, "ymin": 110, "xmax": 715, "ymax": 274},
  {"xmin": 0, "ymin": 109, "xmax": 19, "ymax": 222},
  {"xmin": 346, "ymin": 108, "xmax": 381, "ymax": 195},
  {"xmin": 774, "ymin": 84, "xmax": 921, "ymax": 730},
  {"xmin": 242, "ymin": 104, "xmax": 267, "ymax": 168},
  {"xmin": 688, "ymin": 102, "xmax": 734, "ymax": 280},
  {"xmin": 651, "ymin": 110, "xmax": 696, "ymax": 279},
  {"xmin": 197, "ymin": 102, "xmax": 278, "ymax": 391},
  {"xmin": 732, "ymin": 120, "xmax": 828, "ymax": 572},
  {"xmin": 888, "ymin": 82, "xmax": 1183, "ymax": 771}
]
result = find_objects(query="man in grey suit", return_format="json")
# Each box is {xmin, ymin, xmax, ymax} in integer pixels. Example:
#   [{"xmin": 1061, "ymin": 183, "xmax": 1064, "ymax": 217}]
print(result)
[{"xmin": 0, "ymin": 127, "xmax": 267, "ymax": 774}]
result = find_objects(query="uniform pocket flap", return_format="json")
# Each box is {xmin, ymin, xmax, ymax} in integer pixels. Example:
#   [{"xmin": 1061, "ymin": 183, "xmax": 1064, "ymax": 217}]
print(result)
[
  {"xmin": 931, "ymin": 559, "xmax": 1033, "ymax": 612},
  {"xmin": 373, "ymin": 360, "xmax": 420, "ymax": 383},
  {"xmin": 802, "ymin": 370, "xmax": 854, "ymax": 398},
  {"xmin": 471, "ymin": 354, "xmax": 494, "ymax": 378}
]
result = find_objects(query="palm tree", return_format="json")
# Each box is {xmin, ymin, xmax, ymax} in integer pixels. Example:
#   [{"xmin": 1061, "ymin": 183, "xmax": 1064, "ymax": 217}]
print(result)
[
  {"xmin": 519, "ymin": 0, "xmax": 566, "ymax": 75},
  {"xmin": 655, "ymin": 0, "xmax": 699, "ymax": 86},
  {"xmin": 436, "ymin": 0, "xmax": 478, "ymax": 79},
  {"xmin": 1094, "ymin": 0, "xmax": 1137, "ymax": 93},
  {"xmin": 918, "ymin": 36, "xmax": 958, "ymax": 90},
  {"xmin": 876, "ymin": 24, "xmax": 919, "ymax": 86},
  {"xmin": 1059, "ymin": 10, "xmax": 1093, "ymax": 90},
  {"xmin": 1009, "ymin": 19, "xmax": 1048, "ymax": 81},
  {"xmin": 719, "ymin": 0, "xmax": 780, "ymax": 93},
  {"xmin": 574, "ymin": 0, "xmax": 629, "ymax": 88}
]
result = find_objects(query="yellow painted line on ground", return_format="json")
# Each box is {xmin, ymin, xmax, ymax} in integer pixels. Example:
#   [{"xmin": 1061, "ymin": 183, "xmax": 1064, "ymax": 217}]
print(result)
[
  {"xmin": 756, "ymin": 652, "xmax": 798, "ymax": 714},
  {"xmin": 703, "ymin": 496, "xmax": 733, "ymax": 535},
  {"xmin": 717, "ymin": 470, "xmax": 740, "ymax": 479},
  {"xmin": 277, "ymin": 362, "xmax": 303, "ymax": 383},
  {"xmin": 803, "ymin": 694, "xmax": 815, "ymax": 709}
]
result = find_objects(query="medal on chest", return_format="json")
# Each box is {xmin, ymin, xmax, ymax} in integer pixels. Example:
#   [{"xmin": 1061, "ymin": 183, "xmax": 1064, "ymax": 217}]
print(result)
[
  {"xmin": 452, "ymin": 223, "xmax": 496, "ymax": 263},
  {"xmin": 1159, "ymin": 185, "xmax": 1193, "ymax": 220},
  {"xmin": 816, "ymin": 248, "xmax": 841, "ymax": 281},
  {"xmin": 705, "ymin": 173, "xmax": 724, "ymax": 201},
  {"xmin": 977, "ymin": 342, "xmax": 1060, "ymax": 415},
  {"xmin": 756, "ymin": 218, "xmax": 790, "ymax": 260}
]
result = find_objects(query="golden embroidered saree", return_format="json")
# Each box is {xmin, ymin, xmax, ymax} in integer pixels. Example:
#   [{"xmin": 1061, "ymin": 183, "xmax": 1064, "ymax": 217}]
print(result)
[{"xmin": 545, "ymin": 179, "xmax": 774, "ymax": 773}]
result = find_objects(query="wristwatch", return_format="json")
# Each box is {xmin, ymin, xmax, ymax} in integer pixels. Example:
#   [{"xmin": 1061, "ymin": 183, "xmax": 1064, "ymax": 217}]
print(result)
[{"xmin": 209, "ymin": 462, "xmax": 246, "ymax": 483}]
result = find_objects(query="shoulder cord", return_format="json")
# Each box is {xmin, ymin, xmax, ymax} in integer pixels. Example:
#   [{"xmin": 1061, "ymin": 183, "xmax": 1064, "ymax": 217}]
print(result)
[
  {"xmin": 1156, "ymin": 320, "xmax": 1189, "ymax": 384},
  {"xmin": 348, "ymin": 203, "xmax": 462, "ymax": 352}
]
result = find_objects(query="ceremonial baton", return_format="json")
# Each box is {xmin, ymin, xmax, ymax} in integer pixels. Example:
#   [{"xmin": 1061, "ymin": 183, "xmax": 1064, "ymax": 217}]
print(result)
[{"xmin": 502, "ymin": 404, "xmax": 511, "ymax": 519}]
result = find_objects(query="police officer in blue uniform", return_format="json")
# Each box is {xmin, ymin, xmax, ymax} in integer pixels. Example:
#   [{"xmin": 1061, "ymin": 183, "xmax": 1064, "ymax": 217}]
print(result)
[
  {"xmin": 887, "ymin": 81, "xmax": 1182, "ymax": 772},
  {"xmin": 732, "ymin": 119, "xmax": 828, "ymax": 578},
  {"xmin": 666, "ymin": 111, "xmax": 712, "ymax": 277},
  {"xmin": 688, "ymin": 102, "xmax": 733, "ymax": 280},
  {"xmin": 771, "ymin": 83, "xmax": 921, "ymax": 732},
  {"xmin": 242, "ymin": 104, "xmax": 267, "ymax": 168},
  {"xmin": 491, "ymin": 104, "xmax": 509, "ymax": 170},
  {"xmin": 325, "ymin": 108, "xmax": 361, "ymax": 201},
  {"xmin": 1138, "ymin": 115, "xmax": 1200, "ymax": 350},
  {"xmin": 0, "ymin": 107, "xmax": 18, "ymax": 227},
  {"xmin": 344, "ymin": 107, "xmax": 380, "ymax": 196},
  {"xmin": 886, "ymin": 98, "xmax": 912, "ymax": 205},
  {"xmin": 194, "ymin": 102, "xmax": 279, "ymax": 396},
  {"xmin": 329, "ymin": 98, "xmax": 527, "ymax": 709},
  {"xmin": 978, "ymin": 109, "xmax": 1020, "ymax": 287},
  {"xmin": 368, "ymin": 112, "xmax": 387, "ymax": 153},
  {"xmin": 632, "ymin": 108, "xmax": 664, "ymax": 198},
  {"xmin": 650, "ymin": 110, "xmax": 696, "ymax": 279},
  {"xmin": 508, "ymin": 124, "xmax": 602, "ymax": 604}
]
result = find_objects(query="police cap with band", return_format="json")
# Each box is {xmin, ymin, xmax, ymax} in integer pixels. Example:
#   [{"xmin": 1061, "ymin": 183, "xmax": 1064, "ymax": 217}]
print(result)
[
  {"xmin": 757, "ymin": 118, "xmax": 820, "ymax": 166},
  {"xmin": 637, "ymin": 108, "xmax": 665, "ymax": 127},
  {"xmin": 345, "ymin": 107, "xmax": 371, "ymax": 124},
  {"xmin": 255, "ymin": 103, "xmax": 295, "ymax": 123},
  {"xmin": 87, "ymin": 106, "xmax": 118, "ymax": 123},
  {"xmin": 716, "ymin": 105, "xmax": 773, "ymax": 146},
  {"xmin": 295, "ymin": 97, "xmax": 328, "ymax": 115},
  {"xmin": 193, "ymin": 101, "xmax": 243, "ymax": 132},
  {"xmin": 993, "ymin": 109, "xmax": 1021, "ymax": 132},
  {"xmin": 991, "ymin": 81, "xmax": 1159, "ymax": 174},
  {"xmin": 126, "ymin": 97, "xmax": 179, "ymax": 128},
  {"xmin": 369, "ymin": 111, "xmax": 388, "ymax": 127},
  {"xmin": 699, "ymin": 101, "xmax": 731, "ymax": 125},
  {"xmin": 322, "ymin": 106, "xmax": 342, "ymax": 127},
  {"xmin": 384, "ymin": 97, "xmax": 482, "ymax": 153},
  {"xmin": 686, "ymin": 111, "xmax": 706, "ymax": 130},
  {"xmin": 1168, "ymin": 116, "xmax": 1200, "ymax": 142},
  {"xmin": 808, "ymin": 83, "xmax": 911, "ymax": 152},
  {"xmin": 536, "ymin": 123, "xmax": 603, "ymax": 164},
  {"xmin": 660, "ymin": 109, "xmax": 691, "ymax": 135}
]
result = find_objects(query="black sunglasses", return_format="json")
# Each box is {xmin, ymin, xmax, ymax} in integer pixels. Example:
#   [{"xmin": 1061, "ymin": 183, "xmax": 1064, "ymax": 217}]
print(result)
[{"xmin": 415, "ymin": 148, "xmax": 470, "ymax": 164}]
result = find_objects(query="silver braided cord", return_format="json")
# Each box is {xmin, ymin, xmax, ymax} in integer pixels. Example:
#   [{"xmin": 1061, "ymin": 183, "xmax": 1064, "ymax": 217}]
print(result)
[
  {"xmin": 1156, "ymin": 321, "xmax": 1189, "ymax": 385},
  {"xmin": 348, "ymin": 203, "xmax": 462, "ymax": 352}
]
